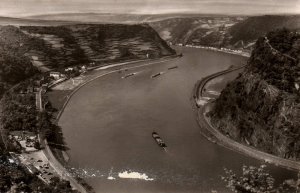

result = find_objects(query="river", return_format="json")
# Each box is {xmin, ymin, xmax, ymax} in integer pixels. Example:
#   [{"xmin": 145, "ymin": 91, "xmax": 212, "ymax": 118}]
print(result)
[{"xmin": 58, "ymin": 46, "xmax": 296, "ymax": 193}]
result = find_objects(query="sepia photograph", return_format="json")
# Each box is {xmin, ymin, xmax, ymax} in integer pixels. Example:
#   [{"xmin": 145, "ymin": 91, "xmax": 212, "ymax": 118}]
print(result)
[{"xmin": 0, "ymin": 0, "xmax": 299, "ymax": 192}]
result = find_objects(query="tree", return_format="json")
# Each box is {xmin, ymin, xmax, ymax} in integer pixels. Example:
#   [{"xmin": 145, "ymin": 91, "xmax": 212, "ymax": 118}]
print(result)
[
  {"xmin": 222, "ymin": 165, "xmax": 297, "ymax": 193},
  {"xmin": 33, "ymin": 141, "xmax": 41, "ymax": 150}
]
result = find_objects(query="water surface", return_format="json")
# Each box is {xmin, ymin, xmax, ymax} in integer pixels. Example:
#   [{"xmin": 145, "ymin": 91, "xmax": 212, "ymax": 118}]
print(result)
[{"xmin": 59, "ymin": 47, "xmax": 296, "ymax": 193}]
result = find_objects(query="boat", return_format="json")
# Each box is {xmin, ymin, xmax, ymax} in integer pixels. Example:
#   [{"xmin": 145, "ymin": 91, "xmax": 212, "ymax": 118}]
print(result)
[
  {"xmin": 152, "ymin": 131, "xmax": 167, "ymax": 147},
  {"xmin": 122, "ymin": 73, "xmax": 135, "ymax": 79},
  {"xmin": 168, "ymin": 66, "xmax": 178, "ymax": 70},
  {"xmin": 151, "ymin": 72, "xmax": 163, "ymax": 78}
]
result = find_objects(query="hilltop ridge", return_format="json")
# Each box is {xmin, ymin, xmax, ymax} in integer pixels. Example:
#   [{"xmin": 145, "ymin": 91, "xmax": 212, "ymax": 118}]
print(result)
[
  {"xmin": 0, "ymin": 24, "xmax": 175, "ymax": 96},
  {"xmin": 150, "ymin": 15, "xmax": 300, "ymax": 52},
  {"xmin": 210, "ymin": 29, "xmax": 300, "ymax": 159}
]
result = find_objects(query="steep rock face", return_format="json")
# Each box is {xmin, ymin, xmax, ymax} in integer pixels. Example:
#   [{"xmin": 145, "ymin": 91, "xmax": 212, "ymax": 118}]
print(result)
[{"xmin": 211, "ymin": 29, "xmax": 300, "ymax": 159}]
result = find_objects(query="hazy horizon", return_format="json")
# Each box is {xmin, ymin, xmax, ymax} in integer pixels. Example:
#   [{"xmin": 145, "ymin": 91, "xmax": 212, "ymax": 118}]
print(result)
[{"xmin": 0, "ymin": 0, "xmax": 299, "ymax": 18}]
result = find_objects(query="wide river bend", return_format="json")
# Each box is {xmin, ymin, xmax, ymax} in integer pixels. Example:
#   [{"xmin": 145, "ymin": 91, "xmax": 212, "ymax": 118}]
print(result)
[{"xmin": 59, "ymin": 46, "xmax": 296, "ymax": 193}]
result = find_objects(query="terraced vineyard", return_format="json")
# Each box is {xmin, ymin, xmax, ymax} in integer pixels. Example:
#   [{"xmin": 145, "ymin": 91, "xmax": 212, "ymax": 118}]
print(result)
[
  {"xmin": 0, "ymin": 23, "xmax": 175, "ymax": 107},
  {"xmin": 20, "ymin": 24, "xmax": 175, "ymax": 70}
]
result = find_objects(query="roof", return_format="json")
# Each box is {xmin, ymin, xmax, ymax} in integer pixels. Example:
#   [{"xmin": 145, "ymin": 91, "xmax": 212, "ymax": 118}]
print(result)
[{"xmin": 50, "ymin": 72, "xmax": 60, "ymax": 75}]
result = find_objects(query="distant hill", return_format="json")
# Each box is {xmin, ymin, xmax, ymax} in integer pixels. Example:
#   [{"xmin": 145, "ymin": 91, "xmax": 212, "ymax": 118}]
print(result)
[
  {"xmin": 229, "ymin": 15, "xmax": 300, "ymax": 45},
  {"xmin": 149, "ymin": 16, "xmax": 245, "ymax": 46},
  {"xmin": 20, "ymin": 24, "xmax": 175, "ymax": 67},
  {"xmin": 1, "ymin": 13, "xmax": 236, "ymax": 26},
  {"xmin": 22, "ymin": 13, "xmax": 249, "ymax": 49},
  {"xmin": 0, "ymin": 23, "xmax": 175, "ymax": 96},
  {"xmin": 0, "ymin": 16, "xmax": 78, "ymax": 26},
  {"xmin": 210, "ymin": 29, "xmax": 300, "ymax": 160},
  {"xmin": 25, "ymin": 13, "xmax": 228, "ymax": 24},
  {"xmin": 26, "ymin": 13, "xmax": 160, "ymax": 24},
  {"xmin": 149, "ymin": 15, "xmax": 300, "ymax": 51},
  {"xmin": 5, "ymin": 14, "xmax": 300, "ymax": 52}
]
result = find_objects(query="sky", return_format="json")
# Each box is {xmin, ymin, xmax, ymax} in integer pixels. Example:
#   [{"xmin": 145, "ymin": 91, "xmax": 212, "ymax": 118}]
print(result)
[{"xmin": 0, "ymin": 0, "xmax": 299, "ymax": 17}]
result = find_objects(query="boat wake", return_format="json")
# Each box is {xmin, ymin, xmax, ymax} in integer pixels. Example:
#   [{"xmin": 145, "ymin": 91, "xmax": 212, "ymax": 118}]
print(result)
[{"xmin": 118, "ymin": 171, "xmax": 154, "ymax": 181}]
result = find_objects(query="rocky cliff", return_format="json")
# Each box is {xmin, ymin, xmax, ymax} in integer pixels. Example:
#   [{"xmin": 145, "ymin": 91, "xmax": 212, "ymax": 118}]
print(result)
[{"xmin": 210, "ymin": 29, "xmax": 300, "ymax": 159}]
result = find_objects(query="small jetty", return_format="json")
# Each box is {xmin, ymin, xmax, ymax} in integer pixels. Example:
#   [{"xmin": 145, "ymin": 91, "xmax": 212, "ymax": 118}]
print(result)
[
  {"xmin": 151, "ymin": 72, "xmax": 164, "ymax": 78},
  {"xmin": 168, "ymin": 66, "xmax": 178, "ymax": 70},
  {"xmin": 152, "ymin": 131, "xmax": 167, "ymax": 148}
]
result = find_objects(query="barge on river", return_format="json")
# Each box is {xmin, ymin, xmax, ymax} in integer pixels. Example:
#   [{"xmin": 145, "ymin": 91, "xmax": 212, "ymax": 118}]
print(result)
[
  {"xmin": 168, "ymin": 66, "xmax": 178, "ymax": 70},
  {"xmin": 152, "ymin": 131, "xmax": 167, "ymax": 148},
  {"xmin": 122, "ymin": 73, "xmax": 136, "ymax": 79},
  {"xmin": 151, "ymin": 72, "xmax": 164, "ymax": 78}
]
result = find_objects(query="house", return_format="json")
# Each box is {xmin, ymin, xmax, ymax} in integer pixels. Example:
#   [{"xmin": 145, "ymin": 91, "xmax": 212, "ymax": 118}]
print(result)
[
  {"xmin": 65, "ymin": 67, "xmax": 74, "ymax": 72},
  {"xmin": 42, "ymin": 83, "xmax": 49, "ymax": 90},
  {"xmin": 49, "ymin": 72, "xmax": 61, "ymax": 80},
  {"xmin": 10, "ymin": 131, "xmax": 36, "ymax": 140}
]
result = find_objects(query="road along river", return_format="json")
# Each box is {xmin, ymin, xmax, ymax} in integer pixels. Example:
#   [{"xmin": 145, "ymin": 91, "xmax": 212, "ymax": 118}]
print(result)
[{"xmin": 58, "ymin": 46, "xmax": 297, "ymax": 193}]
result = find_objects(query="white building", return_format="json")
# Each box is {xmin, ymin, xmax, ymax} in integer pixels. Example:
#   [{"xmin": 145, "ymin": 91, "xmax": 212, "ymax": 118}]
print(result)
[
  {"xmin": 65, "ymin": 67, "xmax": 74, "ymax": 72},
  {"xmin": 49, "ymin": 72, "xmax": 61, "ymax": 80}
]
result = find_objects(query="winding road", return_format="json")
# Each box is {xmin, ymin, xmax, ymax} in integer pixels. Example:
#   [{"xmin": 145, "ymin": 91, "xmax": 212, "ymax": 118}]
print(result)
[
  {"xmin": 37, "ymin": 88, "xmax": 88, "ymax": 193},
  {"xmin": 264, "ymin": 36, "xmax": 297, "ymax": 62}
]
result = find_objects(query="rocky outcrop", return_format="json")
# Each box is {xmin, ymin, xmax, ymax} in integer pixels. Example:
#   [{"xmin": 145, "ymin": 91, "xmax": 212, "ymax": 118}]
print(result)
[{"xmin": 211, "ymin": 29, "xmax": 300, "ymax": 160}]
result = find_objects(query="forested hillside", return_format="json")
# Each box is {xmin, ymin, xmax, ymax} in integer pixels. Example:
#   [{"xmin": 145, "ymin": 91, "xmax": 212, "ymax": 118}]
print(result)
[
  {"xmin": 150, "ymin": 15, "xmax": 300, "ymax": 52},
  {"xmin": 0, "ymin": 24, "xmax": 175, "ymax": 97},
  {"xmin": 150, "ymin": 16, "xmax": 244, "ymax": 47},
  {"xmin": 229, "ymin": 15, "xmax": 300, "ymax": 45},
  {"xmin": 210, "ymin": 29, "xmax": 300, "ymax": 159},
  {"xmin": 0, "ymin": 23, "xmax": 175, "ymax": 192}
]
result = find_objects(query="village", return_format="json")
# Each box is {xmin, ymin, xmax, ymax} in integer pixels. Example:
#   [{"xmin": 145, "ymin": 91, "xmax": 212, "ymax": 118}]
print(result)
[{"xmin": 4, "ymin": 64, "xmax": 89, "ymax": 186}]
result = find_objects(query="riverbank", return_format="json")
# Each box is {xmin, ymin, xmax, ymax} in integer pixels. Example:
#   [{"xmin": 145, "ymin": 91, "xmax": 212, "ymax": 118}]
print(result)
[
  {"xmin": 176, "ymin": 44, "xmax": 251, "ymax": 58},
  {"xmin": 55, "ymin": 55, "xmax": 178, "ymax": 121},
  {"xmin": 37, "ymin": 88, "xmax": 89, "ymax": 192},
  {"xmin": 192, "ymin": 66, "xmax": 300, "ymax": 172}
]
